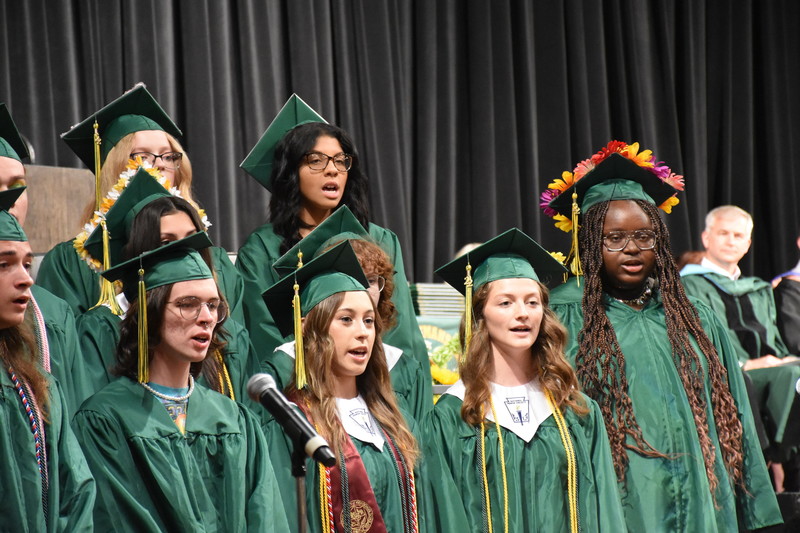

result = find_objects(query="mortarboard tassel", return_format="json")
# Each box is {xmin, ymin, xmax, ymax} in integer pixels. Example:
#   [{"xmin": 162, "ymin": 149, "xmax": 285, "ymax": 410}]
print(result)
[
  {"xmin": 90, "ymin": 121, "xmax": 124, "ymax": 315},
  {"xmin": 463, "ymin": 262, "xmax": 473, "ymax": 357},
  {"xmin": 137, "ymin": 266, "xmax": 149, "ymax": 383},
  {"xmin": 567, "ymin": 191, "xmax": 583, "ymax": 283},
  {"xmin": 294, "ymin": 252, "xmax": 307, "ymax": 389}
]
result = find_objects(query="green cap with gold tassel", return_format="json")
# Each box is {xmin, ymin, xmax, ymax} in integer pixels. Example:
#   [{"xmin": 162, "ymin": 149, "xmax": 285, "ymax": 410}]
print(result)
[{"xmin": 262, "ymin": 241, "xmax": 369, "ymax": 390}]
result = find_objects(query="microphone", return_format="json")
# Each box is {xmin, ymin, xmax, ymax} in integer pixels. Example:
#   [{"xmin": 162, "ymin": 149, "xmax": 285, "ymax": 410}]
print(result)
[{"xmin": 247, "ymin": 373, "xmax": 336, "ymax": 467}]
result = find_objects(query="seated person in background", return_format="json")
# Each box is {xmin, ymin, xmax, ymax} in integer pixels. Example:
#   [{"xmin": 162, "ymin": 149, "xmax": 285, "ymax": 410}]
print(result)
[
  {"xmin": 772, "ymin": 231, "xmax": 800, "ymax": 354},
  {"xmin": 681, "ymin": 205, "xmax": 800, "ymax": 490}
]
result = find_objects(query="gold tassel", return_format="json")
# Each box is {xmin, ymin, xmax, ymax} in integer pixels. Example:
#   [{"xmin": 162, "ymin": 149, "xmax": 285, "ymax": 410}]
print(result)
[
  {"xmin": 137, "ymin": 267, "xmax": 149, "ymax": 383},
  {"xmin": 567, "ymin": 191, "xmax": 583, "ymax": 283},
  {"xmin": 464, "ymin": 262, "xmax": 473, "ymax": 356},
  {"xmin": 293, "ymin": 280, "xmax": 306, "ymax": 389}
]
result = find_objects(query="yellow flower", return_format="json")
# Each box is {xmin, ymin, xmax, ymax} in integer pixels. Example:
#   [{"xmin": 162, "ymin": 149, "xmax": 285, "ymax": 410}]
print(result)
[
  {"xmin": 554, "ymin": 214, "xmax": 573, "ymax": 232},
  {"xmin": 658, "ymin": 195, "xmax": 680, "ymax": 213},
  {"xmin": 624, "ymin": 142, "xmax": 654, "ymax": 168},
  {"xmin": 548, "ymin": 171, "xmax": 575, "ymax": 192},
  {"xmin": 430, "ymin": 363, "xmax": 459, "ymax": 385},
  {"xmin": 549, "ymin": 251, "xmax": 567, "ymax": 264}
]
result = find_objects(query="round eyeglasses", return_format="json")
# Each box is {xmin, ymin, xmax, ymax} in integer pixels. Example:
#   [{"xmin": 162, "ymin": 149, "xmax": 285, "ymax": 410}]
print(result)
[
  {"xmin": 367, "ymin": 276, "xmax": 386, "ymax": 293},
  {"xmin": 602, "ymin": 230, "xmax": 657, "ymax": 252},
  {"xmin": 304, "ymin": 152, "xmax": 353, "ymax": 172},
  {"xmin": 130, "ymin": 151, "xmax": 183, "ymax": 170},
  {"xmin": 169, "ymin": 297, "xmax": 227, "ymax": 322}
]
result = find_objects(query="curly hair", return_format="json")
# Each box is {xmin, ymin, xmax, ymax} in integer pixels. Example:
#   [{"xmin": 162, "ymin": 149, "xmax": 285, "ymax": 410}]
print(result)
[
  {"xmin": 287, "ymin": 291, "xmax": 418, "ymax": 469},
  {"xmin": 0, "ymin": 315, "xmax": 49, "ymax": 418},
  {"xmin": 575, "ymin": 199, "xmax": 744, "ymax": 494},
  {"xmin": 460, "ymin": 280, "xmax": 587, "ymax": 425},
  {"xmin": 348, "ymin": 239, "xmax": 397, "ymax": 331},
  {"xmin": 268, "ymin": 123, "xmax": 371, "ymax": 255},
  {"xmin": 80, "ymin": 132, "xmax": 194, "ymax": 226},
  {"xmin": 113, "ymin": 282, "xmax": 228, "ymax": 393}
]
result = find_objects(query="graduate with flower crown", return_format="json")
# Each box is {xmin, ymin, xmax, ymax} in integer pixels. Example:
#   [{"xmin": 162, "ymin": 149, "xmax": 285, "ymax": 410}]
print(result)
[
  {"xmin": 541, "ymin": 141, "xmax": 782, "ymax": 531},
  {"xmin": 72, "ymin": 234, "xmax": 288, "ymax": 532},
  {"xmin": 430, "ymin": 228, "xmax": 624, "ymax": 532}
]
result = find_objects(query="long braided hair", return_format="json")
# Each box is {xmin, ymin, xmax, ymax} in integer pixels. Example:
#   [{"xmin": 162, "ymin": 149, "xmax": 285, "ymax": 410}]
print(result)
[{"xmin": 575, "ymin": 199, "xmax": 744, "ymax": 496}]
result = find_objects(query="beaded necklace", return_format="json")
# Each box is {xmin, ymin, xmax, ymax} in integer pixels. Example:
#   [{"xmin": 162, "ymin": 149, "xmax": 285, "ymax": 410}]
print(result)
[
  {"xmin": 8, "ymin": 367, "xmax": 49, "ymax": 519},
  {"xmin": 140, "ymin": 375, "xmax": 195, "ymax": 402}
]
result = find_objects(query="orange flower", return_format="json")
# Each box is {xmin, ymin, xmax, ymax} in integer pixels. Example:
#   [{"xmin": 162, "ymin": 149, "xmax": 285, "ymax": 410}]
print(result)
[
  {"xmin": 623, "ymin": 142, "xmax": 654, "ymax": 168},
  {"xmin": 658, "ymin": 195, "xmax": 680, "ymax": 213},
  {"xmin": 548, "ymin": 171, "xmax": 575, "ymax": 192}
]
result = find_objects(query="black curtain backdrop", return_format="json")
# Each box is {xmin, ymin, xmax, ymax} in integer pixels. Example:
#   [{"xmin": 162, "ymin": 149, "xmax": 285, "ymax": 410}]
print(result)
[{"xmin": 2, "ymin": 0, "xmax": 799, "ymax": 282}]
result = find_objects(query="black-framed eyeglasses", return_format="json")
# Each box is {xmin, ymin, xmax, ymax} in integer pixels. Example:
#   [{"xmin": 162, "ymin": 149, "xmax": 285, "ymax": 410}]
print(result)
[
  {"xmin": 168, "ymin": 297, "xmax": 227, "ymax": 322},
  {"xmin": 602, "ymin": 230, "xmax": 657, "ymax": 252},
  {"xmin": 130, "ymin": 151, "xmax": 183, "ymax": 170},
  {"xmin": 367, "ymin": 276, "xmax": 386, "ymax": 293},
  {"xmin": 303, "ymin": 151, "xmax": 353, "ymax": 172}
]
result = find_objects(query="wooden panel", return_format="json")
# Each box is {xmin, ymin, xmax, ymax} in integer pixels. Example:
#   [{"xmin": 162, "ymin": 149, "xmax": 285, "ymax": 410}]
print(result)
[{"xmin": 25, "ymin": 164, "xmax": 94, "ymax": 254}]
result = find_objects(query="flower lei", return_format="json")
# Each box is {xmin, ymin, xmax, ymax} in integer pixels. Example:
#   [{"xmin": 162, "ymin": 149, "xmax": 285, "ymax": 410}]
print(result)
[
  {"xmin": 73, "ymin": 157, "xmax": 212, "ymax": 272},
  {"xmin": 539, "ymin": 140, "xmax": 684, "ymax": 233}
]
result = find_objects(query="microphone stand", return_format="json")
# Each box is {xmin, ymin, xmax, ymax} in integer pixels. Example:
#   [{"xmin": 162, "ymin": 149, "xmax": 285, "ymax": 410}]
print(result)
[{"xmin": 291, "ymin": 439, "xmax": 308, "ymax": 533}]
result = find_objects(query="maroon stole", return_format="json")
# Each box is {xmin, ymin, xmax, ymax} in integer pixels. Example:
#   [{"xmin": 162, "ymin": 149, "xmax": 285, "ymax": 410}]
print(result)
[{"xmin": 328, "ymin": 435, "xmax": 388, "ymax": 533}]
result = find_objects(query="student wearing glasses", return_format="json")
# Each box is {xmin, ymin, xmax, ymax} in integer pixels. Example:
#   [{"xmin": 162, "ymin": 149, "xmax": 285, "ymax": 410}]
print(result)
[
  {"xmin": 37, "ymin": 84, "xmax": 241, "ymax": 319},
  {"xmin": 540, "ymin": 141, "xmax": 781, "ymax": 531},
  {"xmin": 72, "ymin": 235, "xmax": 289, "ymax": 532},
  {"xmin": 237, "ymin": 95, "xmax": 431, "ymax": 408}
]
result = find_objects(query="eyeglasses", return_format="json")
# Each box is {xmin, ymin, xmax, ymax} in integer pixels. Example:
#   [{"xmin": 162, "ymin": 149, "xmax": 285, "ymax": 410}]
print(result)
[
  {"xmin": 602, "ymin": 230, "xmax": 657, "ymax": 252},
  {"xmin": 169, "ymin": 297, "xmax": 227, "ymax": 322},
  {"xmin": 130, "ymin": 151, "xmax": 183, "ymax": 170},
  {"xmin": 367, "ymin": 276, "xmax": 386, "ymax": 293},
  {"xmin": 304, "ymin": 152, "xmax": 353, "ymax": 172}
]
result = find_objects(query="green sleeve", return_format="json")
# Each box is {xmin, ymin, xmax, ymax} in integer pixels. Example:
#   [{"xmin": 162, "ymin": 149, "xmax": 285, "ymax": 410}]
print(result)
[
  {"xmin": 36, "ymin": 240, "xmax": 100, "ymax": 316},
  {"xmin": 211, "ymin": 246, "xmax": 246, "ymax": 326},
  {"xmin": 75, "ymin": 307, "xmax": 120, "ymax": 397}
]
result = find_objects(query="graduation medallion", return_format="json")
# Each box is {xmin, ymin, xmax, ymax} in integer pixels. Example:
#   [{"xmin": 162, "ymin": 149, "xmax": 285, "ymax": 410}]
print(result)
[{"xmin": 345, "ymin": 499, "xmax": 374, "ymax": 533}]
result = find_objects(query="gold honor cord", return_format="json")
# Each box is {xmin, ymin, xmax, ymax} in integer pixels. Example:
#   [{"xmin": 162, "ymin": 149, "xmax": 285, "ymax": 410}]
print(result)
[
  {"xmin": 545, "ymin": 390, "xmax": 579, "ymax": 533},
  {"xmin": 214, "ymin": 349, "xmax": 235, "ymax": 401},
  {"xmin": 480, "ymin": 400, "xmax": 509, "ymax": 533},
  {"xmin": 137, "ymin": 267, "xmax": 149, "ymax": 383},
  {"xmin": 319, "ymin": 461, "xmax": 332, "ymax": 533}
]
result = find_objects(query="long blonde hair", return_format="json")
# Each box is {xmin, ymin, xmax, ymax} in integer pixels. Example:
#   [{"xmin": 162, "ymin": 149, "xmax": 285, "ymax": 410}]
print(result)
[
  {"xmin": 288, "ymin": 291, "xmax": 419, "ymax": 469},
  {"xmin": 460, "ymin": 280, "xmax": 587, "ymax": 425},
  {"xmin": 79, "ymin": 132, "xmax": 195, "ymax": 226}
]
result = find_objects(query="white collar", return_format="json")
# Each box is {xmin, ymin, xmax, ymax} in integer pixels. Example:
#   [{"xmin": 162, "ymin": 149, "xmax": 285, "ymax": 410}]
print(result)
[
  {"xmin": 336, "ymin": 395, "xmax": 384, "ymax": 450},
  {"xmin": 276, "ymin": 341, "xmax": 402, "ymax": 371},
  {"xmin": 701, "ymin": 257, "xmax": 741, "ymax": 281},
  {"xmin": 444, "ymin": 379, "xmax": 552, "ymax": 442}
]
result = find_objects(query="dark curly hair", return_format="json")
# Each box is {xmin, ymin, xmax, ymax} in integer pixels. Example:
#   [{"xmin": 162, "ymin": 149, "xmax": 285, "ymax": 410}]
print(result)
[
  {"xmin": 574, "ymin": 199, "xmax": 744, "ymax": 495},
  {"xmin": 269, "ymin": 123, "xmax": 371, "ymax": 255},
  {"xmin": 459, "ymin": 280, "xmax": 587, "ymax": 425}
]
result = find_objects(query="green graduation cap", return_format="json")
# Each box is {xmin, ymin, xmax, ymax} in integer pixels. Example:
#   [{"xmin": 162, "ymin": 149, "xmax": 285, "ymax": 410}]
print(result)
[
  {"xmin": 83, "ymin": 168, "xmax": 172, "ymax": 267},
  {"xmin": 436, "ymin": 228, "xmax": 566, "ymax": 295},
  {"xmin": 436, "ymin": 228, "xmax": 566, "ymax": 355},
  {"xmin": 101, "ymin": 231, "xmax": 213, "ymax": 384},
  {"xmin": 101, "ymin": 231, "xmax": 213, "ymax": 300},
  {"xmin": 262, "ymin": 240, "xmax": 368, "ymax": 389},
  {"xmin": 240, "ymin": 94, "xmax": 326, "ymax": 191},
  {"xmin": 272, "ymin": 205, "xmax": 369, "ymax": 278},
  {"xmin": 0, "ymin": 188, "xmax": 28, "ymax": 242},
  {"xmin": 548, "ymin": 153, "xmax": 677, "ymax": 217},
  {"xmin": 61, "ymin": 83, "xmax": 182, "ymax": 169},
  {"xmin": 0, "ymin": 104, "xmax": 29, "ymax": 161}
]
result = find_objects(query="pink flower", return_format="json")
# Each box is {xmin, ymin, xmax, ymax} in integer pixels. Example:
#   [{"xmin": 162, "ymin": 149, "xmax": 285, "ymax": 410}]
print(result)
[{"xmin": 540, "ymin": 189, "xmax": 559, "ymax": 217}]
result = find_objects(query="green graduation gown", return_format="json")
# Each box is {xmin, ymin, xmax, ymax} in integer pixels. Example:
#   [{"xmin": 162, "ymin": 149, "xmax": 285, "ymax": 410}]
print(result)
[
  {"xmin": 267, "ymin": 342, "xmax": 431, "ymax": 421},
  {"xmin": 72, "ymin": 377, "xmax": 289, "ymax": 532},
  {"xmin": 681, "ymin": 268, "xmax": 800, "ymax": 455},
  {"xmin": 0, "ymin": 372, "xmax": 95, "ymax": 532},
  {"xmin": 75, "ymin": 305, "xmax": 262, "ymax": 405},
  {"xmin": 430, "ymin": 384, "xmax": 624, "ymax": 532},
  {"xmin": 30, "ymin": 284, "xmax": 94, "ymax": 414},
  {"xmin": 550, "ymin": 280, "xmax": 782, "ymax": 532},
  {"xmin": 262, "ymin": 402, "xmax": 468, "ymax": 533},
  {"xmin": 37, "ymin": 240, "xmax": 244, "ymax": 320},
  {"xmin": 236, "ymin": 222, "xmax": 433, "ymax": 409}
]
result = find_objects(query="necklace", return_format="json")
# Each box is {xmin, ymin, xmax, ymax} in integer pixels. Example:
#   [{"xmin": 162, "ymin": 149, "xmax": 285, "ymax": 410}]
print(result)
[
  {"xmin": 141, "ymin": 375, "xmax": 195, "ymax": 402},
  {"xmin": 612, "ymin": 278, "xmax": 655, "ymax": 307}
]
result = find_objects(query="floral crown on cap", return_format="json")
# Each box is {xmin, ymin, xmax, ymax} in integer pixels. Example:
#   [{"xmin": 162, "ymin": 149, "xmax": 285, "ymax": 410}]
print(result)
[{"xmin": 539, "ymin": 140, "xmax": 684, "ymax": 233}]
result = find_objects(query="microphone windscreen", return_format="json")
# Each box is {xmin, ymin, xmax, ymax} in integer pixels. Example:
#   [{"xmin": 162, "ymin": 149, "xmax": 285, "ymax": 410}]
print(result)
[{"xmin": 247, "ymin": 373, "xmax": 277, "ymax": 402}]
